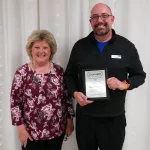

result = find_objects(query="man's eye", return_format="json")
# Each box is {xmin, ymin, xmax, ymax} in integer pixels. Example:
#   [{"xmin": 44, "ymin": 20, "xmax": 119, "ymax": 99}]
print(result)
[
  {"xmin": 92, "ymin": 16, "xmax": 99, "ymax": 19},
  {"xmin": 102, "ymin": 14, "xmax": 108, "ymax": 18}
]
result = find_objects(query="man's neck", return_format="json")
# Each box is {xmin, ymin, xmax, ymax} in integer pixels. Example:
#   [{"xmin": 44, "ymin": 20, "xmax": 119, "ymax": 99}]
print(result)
[{"xmin": 95, "ymin": 31, "xmax": 112, "ymax": 42}]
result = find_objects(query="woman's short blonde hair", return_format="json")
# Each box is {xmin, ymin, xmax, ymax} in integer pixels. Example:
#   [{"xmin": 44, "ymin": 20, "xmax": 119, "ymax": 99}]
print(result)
[{"xmin": 26, "ymin": 29, "xmax": 57, "ymax": 61}]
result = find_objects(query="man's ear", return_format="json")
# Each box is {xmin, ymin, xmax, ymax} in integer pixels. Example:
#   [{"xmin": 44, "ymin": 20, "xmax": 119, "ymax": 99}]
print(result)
[{"xmin": 111, "ymin": 16, "xmax": 115, "ymax": 23}]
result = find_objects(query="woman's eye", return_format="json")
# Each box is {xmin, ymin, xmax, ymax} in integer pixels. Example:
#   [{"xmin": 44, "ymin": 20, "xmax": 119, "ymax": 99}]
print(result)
[{"xmin": 35, "ymin": 46, "xmax": 40, "ymax": 49}]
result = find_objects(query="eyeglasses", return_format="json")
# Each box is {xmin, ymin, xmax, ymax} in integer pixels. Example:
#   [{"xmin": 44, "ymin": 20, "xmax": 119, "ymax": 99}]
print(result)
[{"xmin": 90, "ymin": 13, "xmax": 112, "ymax": 22}]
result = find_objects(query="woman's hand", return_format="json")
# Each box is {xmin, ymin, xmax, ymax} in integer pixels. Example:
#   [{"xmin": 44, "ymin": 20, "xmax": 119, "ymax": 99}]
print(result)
[
  {"xmin": 65, "ymin": 118, "xmax": 74, "ymax": 137},
  {"xmin": 17, "ymin": 124, "xmax": 33, "ymax": 148}
]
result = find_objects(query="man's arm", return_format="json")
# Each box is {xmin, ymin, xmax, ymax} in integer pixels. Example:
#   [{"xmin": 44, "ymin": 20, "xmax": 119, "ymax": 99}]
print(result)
[
  {"xmin": 64, "ymin": 44, "xmax": 93, "ymax": 106},
  {"xmin": 64, "ymin": 44, "xmax": 78, "ymax": 97},
  {"xmin": 107, "ymin": 45, "xmax": 146, "ymax": 91},
  {"xmin": 126, "ymin": 45, "xmax": 146, "ymax": 90}
]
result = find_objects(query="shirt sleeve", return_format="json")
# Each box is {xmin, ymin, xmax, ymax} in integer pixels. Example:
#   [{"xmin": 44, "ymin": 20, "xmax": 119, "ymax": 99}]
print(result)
[
  {"xmin": 61, "ymin": 67, "xmax": 75, "ymax": 118},
  {"xmin": 10, "ymin": 69, "xmax": 24, "ymax": 126},
  {"xmin": 64, "ymin": 44, "xmax": 78, "ymax": 97},
  {"xmin": 127, "ymin": 44, "xmax": 146, "ymax": 90},
  {"xmin": 63, "ymin": 87, "xmax": 75, "ymax": 119}
]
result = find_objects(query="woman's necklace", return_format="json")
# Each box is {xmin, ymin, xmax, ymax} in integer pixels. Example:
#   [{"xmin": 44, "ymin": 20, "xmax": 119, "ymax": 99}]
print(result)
[{"xmin": 32, "ymin": 61, "xmax": 52, "ymax": 74}]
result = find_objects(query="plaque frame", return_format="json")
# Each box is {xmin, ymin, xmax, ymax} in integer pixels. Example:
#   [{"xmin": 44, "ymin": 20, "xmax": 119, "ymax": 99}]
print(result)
[{"xmin": 82, "ymin": 68, "xmax": 109, "ymax": 101}]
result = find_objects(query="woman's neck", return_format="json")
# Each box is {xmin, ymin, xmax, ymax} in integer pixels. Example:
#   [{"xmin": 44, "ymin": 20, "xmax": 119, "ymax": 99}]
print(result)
[{"xmin": 29, "ymin": 61, "xmax": 52, "ymax": 74}]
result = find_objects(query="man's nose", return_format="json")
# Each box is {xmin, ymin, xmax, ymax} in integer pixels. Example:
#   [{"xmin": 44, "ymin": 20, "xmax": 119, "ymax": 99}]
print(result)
[{"xmin": 97, "ymin": 16, "xmax": 103, "ymax": 22}]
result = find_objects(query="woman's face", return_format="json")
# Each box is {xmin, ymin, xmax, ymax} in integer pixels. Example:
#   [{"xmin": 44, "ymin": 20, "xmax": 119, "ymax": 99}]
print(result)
[{"xmin": 31, "ymin": 40, "xmax": 51, "ymax": 65}]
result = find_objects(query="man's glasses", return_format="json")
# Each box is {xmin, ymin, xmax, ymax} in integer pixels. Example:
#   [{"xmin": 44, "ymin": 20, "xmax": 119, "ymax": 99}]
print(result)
[{"xmin": 90, "ymin": 13, "xmax": 112, "ymax": 22}]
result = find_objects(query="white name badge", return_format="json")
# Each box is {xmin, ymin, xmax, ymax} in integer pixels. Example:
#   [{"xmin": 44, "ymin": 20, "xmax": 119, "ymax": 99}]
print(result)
[{"xmin": 111, "ymin": 55, "xmax": 122, "ymax": 59}]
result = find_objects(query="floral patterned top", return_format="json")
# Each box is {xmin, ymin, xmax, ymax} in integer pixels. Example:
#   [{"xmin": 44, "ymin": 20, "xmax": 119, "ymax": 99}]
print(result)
[{"xmin": 10, "ymin": 63, "xmax": 75, "ymax": 140}]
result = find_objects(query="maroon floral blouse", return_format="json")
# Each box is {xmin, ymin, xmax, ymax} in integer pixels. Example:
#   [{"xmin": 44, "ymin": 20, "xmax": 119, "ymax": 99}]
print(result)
[{"xmin": 10, "ymin": 63, "xmax": 75, "ymax": 140}]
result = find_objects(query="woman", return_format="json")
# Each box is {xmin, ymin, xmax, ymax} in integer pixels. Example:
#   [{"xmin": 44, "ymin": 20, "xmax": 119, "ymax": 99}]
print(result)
[{"xmin": 10, "ymin": 30, "xmax": 75, "ymax": 150}]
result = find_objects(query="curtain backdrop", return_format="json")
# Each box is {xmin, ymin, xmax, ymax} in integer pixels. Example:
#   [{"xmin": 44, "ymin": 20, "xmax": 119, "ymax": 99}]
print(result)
[{"xmin": 0, "ymin": 0, "xmax": 150, "ymax": 150}]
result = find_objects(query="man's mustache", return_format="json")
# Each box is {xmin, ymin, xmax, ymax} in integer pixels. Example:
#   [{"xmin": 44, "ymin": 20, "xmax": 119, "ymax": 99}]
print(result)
[{"xmin": 94, "ymin": 23, "xmax": 107, "ymax": 28}]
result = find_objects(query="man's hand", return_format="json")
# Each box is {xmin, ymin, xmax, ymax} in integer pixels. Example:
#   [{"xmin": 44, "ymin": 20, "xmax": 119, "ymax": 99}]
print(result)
[
  {"xmin": 73, "ymin": 92, "xmax": 93, "ymax": 106},
  {"xmin": 107, "ymin": 77, "xmax": 128, "ymax": 90},
  {"xmin": 17, "ymin": 124, "xmax": 33, "ymax": 148}
]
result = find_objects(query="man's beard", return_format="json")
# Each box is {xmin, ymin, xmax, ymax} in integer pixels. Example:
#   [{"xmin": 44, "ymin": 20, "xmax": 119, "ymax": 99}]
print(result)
[{"xmin": 93, "ymin": 23, "xmax": 110, "ymax": 36}]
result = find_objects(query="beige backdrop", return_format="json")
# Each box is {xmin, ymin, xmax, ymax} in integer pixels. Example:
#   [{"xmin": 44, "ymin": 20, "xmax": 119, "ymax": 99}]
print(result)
[{"xmin": 0, "ymin": 0, "xmax": 150, "ymax": 150}]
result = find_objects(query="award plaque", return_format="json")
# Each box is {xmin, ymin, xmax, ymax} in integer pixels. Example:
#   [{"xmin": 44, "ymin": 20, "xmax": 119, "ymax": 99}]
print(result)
[{"xmin": 82, "ymin": 68, "xmax": 109, "ymax": 101}]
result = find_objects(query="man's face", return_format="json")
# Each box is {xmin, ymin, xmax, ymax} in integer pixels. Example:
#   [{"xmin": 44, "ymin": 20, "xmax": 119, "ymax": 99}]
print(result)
[{"xmin": 90, "ymin": 4, "xmax": 114, "ymax": 36}]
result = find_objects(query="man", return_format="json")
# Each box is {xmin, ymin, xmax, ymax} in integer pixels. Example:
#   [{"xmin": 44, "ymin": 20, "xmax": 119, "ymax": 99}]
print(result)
[{"xmin": 64, "ymin": 3, "xmax": 146, "ymax": 150}]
